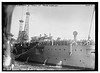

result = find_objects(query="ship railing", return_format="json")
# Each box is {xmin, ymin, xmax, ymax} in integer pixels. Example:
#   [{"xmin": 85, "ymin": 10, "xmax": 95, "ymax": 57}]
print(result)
[
  {"xmin": 39, "ymin": 40, "xmax": 95, "ymax": 46},
  {"xmin": 39, "ymin": 40, "xmax": 71, "ymax": 46},
  {"xmin": 77, "ymin": 39, "xmax": 95, "ymax": 46}
]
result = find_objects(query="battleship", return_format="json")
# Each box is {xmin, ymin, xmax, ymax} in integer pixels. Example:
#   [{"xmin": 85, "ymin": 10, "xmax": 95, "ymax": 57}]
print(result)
[
  {"xmin": 11, "ymin": 5, "xmax": 95, "ymax": 70},
  {"xmin": 14, "ymin": 31, "xmax": 95, "ymax": 69}
]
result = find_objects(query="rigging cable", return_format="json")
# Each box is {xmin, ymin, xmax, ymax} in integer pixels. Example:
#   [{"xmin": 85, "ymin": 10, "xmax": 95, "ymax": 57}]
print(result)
[{"xmin": 88, "ymin": 5, "xmax": 95, "ymax": 40}]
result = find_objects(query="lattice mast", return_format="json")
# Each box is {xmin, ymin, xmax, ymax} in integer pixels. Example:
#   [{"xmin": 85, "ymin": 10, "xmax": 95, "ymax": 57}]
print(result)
[
  {"xmin": 23, "ymin": 5, "xmax": 30, "ymax": 42},
  {"xmin": 17, "ymin": 20, "xmax": 24, "ymax": 42},
  {"xmin": 17, "ymin": 6, "xmax": 24, "ymax": 43}
]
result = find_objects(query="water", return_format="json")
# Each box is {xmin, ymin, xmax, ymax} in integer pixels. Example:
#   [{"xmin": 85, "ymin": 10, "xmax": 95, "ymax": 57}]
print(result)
[{"xmin": 4, "ymin": 61, "xmax": 81, "ymax": 70}]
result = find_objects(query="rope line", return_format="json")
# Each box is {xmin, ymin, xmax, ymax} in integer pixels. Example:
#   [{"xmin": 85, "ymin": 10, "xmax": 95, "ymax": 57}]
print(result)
[
  {"xmin": 15, "ymin": 42, "xmax": 40, "ymax": 58},
  {"xmin": 88, "ymin": 5, "xmax": 95, "ymax": 40}
]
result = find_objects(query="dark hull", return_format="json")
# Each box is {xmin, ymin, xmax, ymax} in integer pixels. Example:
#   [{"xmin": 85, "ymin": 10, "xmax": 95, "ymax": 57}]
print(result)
[
  {"xmin": 13, "ymin": 42, "xmax": 38, "ymax": 55},
  {"xmin": 16, "ymin": 45, "xmax": 95, "ymax": 69}
]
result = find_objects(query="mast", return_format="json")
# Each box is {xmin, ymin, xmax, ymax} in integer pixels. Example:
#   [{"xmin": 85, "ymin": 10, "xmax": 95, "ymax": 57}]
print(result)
[
  {"xmin": 23, "ymin": 5, "xmax": 30, "ymax": 42},
  {"xmin": 17, "ymin": 6, "xmax": 24, "ymax": 43}
]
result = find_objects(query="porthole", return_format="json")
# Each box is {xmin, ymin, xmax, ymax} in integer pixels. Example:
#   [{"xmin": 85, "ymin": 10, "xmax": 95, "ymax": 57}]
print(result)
[
  {"xmin": 55, "ymin": 49, "xmax": 56, "ymax": 50},
  {"xmin": 80, "ymin": 60, "xmax": 81, "ymax": 62},
  {"xmin": 64, "ymin": 49, "xmax": 66, "ymax": 51},
  {"xmin": 56, "ymin": 58, "xmax": 57, "ymax": 60},
  {"xmin": 64, "ymin": 59, "xmax": 66, "ymax": 61},
  {"xmin": 83, "ymin": 62, "xmax": 85, "ymax": 64},
  {"xmin": 48, "ymin": 49, "xmax": 49, "ymax": 50},
  {"xmin": 75, "ymin": 49, "xmax": 76, "ymax": 51},
  {"xmin": 80, "ymin": 49, "xmax": 82, "ymax": 51}
]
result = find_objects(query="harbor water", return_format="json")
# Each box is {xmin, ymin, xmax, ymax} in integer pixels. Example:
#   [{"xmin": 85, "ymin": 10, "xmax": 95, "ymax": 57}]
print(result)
[{"xmin": 3, "ymin": 61, "xmax": 82, "ymax": 70}]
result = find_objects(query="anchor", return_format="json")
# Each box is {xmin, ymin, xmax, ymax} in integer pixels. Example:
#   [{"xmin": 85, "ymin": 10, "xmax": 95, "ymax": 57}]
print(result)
[
  {"xmin": 43, "ymin": 59, "xmax": 48, "ymax": 66},
  {"xmin": 56, "ymin": 61, "xmax": 63, "ymax": 68},
  {"xmin": 69, "ymin": 43, "xmax": 72, "ymax": 56},
  {"xmin": 25, "ymin": 57, "xmax": 29, "ymax": 63}
]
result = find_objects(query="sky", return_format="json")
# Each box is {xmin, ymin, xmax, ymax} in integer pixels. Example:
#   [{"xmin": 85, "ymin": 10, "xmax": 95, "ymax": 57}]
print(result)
[{"xmin": 10, "ymin": 5, "xmax": 95, "ymax": 41}]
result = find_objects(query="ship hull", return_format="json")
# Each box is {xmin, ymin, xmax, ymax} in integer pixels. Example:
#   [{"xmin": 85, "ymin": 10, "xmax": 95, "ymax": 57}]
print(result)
[
  {"xmin": 16, "ymin": 45, "xmax": 95, "ymax": 69},
  {"xmin": 13, "ymin": 42, "xmax": 38, "ymax": 55}
]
